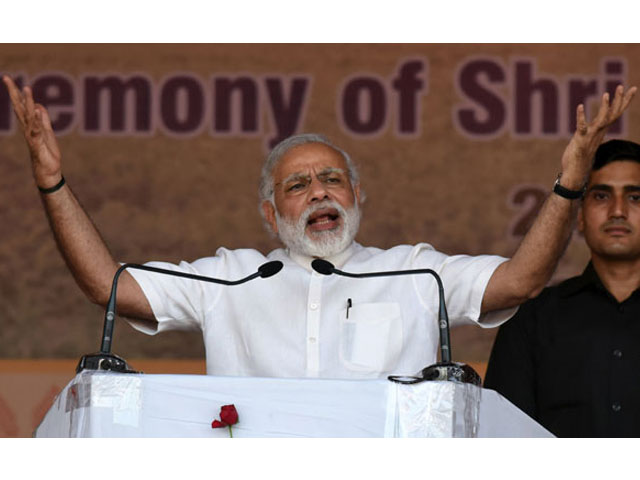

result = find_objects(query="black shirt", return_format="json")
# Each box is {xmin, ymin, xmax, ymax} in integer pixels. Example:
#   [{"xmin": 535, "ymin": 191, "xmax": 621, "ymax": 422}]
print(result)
[{"xmin": 484, "ymin": 263, "xmax": 640, "ymax": 437}]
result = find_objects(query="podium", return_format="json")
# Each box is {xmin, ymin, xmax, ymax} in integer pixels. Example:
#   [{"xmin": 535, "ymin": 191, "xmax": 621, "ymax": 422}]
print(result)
[{"xmin": 34, "ymin": 371, "xmax": 552, "ymax": 437}]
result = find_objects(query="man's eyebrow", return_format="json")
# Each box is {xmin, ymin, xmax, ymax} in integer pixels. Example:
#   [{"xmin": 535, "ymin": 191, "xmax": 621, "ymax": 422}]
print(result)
[
  {"xmin": 317, "ymin": 167, "xmax": 345, "ymax": 176},
  {"xmin": 587, "ymin": 184, "xmax": 640, "ymax": 192},
  {"xmin": 279, "ymin": 167, "xmax": 346, "ymax": 185},
  {"xmin": 281, "ymin": 172, "xmax": 311, "ymax": 184},
  {"xmin": 587, "ymin": 184, "xmax": 613, "ymax": 192}
]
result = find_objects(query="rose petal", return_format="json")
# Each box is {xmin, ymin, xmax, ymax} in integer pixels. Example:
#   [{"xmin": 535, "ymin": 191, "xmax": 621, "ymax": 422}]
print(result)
[
  {"xmin": 211, "ymin": 419, "xmax": 227, "ymax": 429},
  {"xmin": 220, "ymin": 404, "xmax": 239, "ymax": 425}
]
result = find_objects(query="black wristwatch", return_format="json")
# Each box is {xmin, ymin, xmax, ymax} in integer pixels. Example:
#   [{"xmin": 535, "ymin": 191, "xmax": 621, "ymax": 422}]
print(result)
[{"xmin": 553, "ymin": 174, "xmax": 585, "ymax": 200}]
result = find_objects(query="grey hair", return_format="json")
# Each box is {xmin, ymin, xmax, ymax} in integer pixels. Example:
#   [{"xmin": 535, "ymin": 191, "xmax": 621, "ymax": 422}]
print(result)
[{"xmin": 258, "ymin": 133, "xmax": 361, "ymax": 205}]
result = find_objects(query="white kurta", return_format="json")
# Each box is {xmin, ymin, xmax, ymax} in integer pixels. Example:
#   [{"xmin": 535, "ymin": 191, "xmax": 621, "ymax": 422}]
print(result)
[{"xmin": 126, "ymin": 242, "xmax": 516, "ymax": 379}]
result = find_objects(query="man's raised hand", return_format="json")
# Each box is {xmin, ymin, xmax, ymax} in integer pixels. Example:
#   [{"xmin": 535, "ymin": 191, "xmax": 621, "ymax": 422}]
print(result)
[
  {"xmin": 560, "ymin": 84, "xmax": 637, "ymax": 186},
  {"xmin": 2, "ymin": 75, "xmax": 63, "ymax": 189}
]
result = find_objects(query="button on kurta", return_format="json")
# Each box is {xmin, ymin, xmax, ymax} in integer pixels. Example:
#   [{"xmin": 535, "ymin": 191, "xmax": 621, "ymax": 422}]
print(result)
[
  {"xmin": 306, "ymin": 274, "xmax": 324, "ymax": 377},
  {"xmin": 613, "ymin": 349, "xmax": 623, "ymax": 359},
  {"xmin": 612, "ymin": 403, "xmax": 622, "ymax": 412}
]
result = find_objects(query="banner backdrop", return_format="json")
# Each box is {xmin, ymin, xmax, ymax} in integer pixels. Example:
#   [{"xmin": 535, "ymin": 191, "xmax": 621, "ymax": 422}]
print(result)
[{"xmin": 1, "ymin": 44, "xmax": 639, "ymax": 365}]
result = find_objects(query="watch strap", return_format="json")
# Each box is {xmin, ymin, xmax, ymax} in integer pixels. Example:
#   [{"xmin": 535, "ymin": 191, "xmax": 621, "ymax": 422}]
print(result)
[
  {"xmin": 38, "ymin": 176, "xmax": 66, "ymax": 194},
  {"xmin": 553, "ymin": 175, "xmax": 585, "ymax": 200}
]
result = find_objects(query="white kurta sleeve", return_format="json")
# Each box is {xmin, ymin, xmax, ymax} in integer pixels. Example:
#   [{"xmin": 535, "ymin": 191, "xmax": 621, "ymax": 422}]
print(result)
[
  {"xmin": 410, "ymin": 244, "xmax": 518, "ymax": 328},
  {"xmin": 125, "ymin": 258, "xmax": 221, "ymax": 335}
]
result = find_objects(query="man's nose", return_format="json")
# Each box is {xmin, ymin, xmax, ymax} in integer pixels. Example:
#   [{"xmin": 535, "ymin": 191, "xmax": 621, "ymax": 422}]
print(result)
[
  {"xmin": 610, "ymin": 194, "xmax": 628, "ymax": 218},
  {"xmin": 308, "ymin": 179, "xmax": 329, "ymax": 202}
]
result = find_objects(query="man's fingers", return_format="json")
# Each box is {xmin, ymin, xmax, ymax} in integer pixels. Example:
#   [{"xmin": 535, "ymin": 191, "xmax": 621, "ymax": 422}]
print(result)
[
  {"xmin": 12, "ymin": 104, "xmax": 27, "ymax": 129},
  {"xmin": 4, "ymin": 78, "xmax": 59, "ymax": 153},
  {"xmin": 23, "ymin": 86, "xmax": 36, "ymax": 118},
  {"xmin": 30, "ymin": 109, "xmax": 42, "ymax": 137},
  {"xmin": 3, "ymin": 75, "xmax": 27, "ymax": 123},
  {"xmin": 603, "ymin": 85, "xmax": 636, "ymax": 126},
  {"xmin": 39, "ymin": 107, "xmax": 61, "ymax": 158},
  {"xmin": 2, "ymin": 75, "xmax": 20, "ymax": 100},
  {"xmin": 37, "ymin": 105, "xmax": 60, "ymax": 155},
  {"xmin": 36, "ymin": 105, "xmax": 53, "ymax": 132},
  {"xmin": 23, "ymin": 87, "xmax": 44, "ymax": 140},
  {"xmin": 576, "ymin": 104, "xmax": 587, "ymax": 134},
  {"xmin": 592, "ymin": 92, "xmax": 611, "ymax": 127},
  {"xmin": 620, "ymin": 86, "xmax": 638, "ymax": 112},
  {"xmin": 608, "ymin": 85, "xmax": 624, "ymax": 118}
]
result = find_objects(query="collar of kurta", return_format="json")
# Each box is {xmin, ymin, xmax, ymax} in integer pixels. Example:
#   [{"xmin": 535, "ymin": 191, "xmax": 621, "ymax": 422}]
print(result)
[{"xmin": 287, "ymin": 242, "xmax": 358, "ymax": 273}]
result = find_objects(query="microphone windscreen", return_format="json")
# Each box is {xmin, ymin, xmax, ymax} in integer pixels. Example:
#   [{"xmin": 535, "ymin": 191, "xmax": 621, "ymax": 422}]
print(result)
[
  {"xmin": 311, "ymin": 259, "xmax": 334, "ymax": 275},
  {"xmin": 258, "ymin": 260, "xmax": 284, "ymax": 278}
]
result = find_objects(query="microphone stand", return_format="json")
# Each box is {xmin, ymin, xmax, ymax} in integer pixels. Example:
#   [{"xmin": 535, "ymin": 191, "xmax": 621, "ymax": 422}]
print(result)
[
  {"xmin": 311, "ymin": 259, "xmax": 481, "ymax": 386},
  {"xmin": 76, "ymin": 261, "xmax": 283, "ymax": 374}
]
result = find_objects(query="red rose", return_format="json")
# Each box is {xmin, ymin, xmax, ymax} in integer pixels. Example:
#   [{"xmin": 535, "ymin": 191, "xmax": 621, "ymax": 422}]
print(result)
[
  {"xmin": 219, "ymin": 405, "xmax": 239, "ymax": 425},
  {"xmin": 211, "ymin": 404, "xmax": 239, "ymax": 437}
]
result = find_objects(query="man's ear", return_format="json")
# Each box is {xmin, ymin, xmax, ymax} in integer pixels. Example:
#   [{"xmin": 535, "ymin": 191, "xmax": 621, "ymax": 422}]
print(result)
[
  {"xmin": 262, "ymin": 200, "xmax": 278, "ymax": 234},
  {"xmin": 354, "ymin": 183, "xmax": 362, "ymax": 205}
]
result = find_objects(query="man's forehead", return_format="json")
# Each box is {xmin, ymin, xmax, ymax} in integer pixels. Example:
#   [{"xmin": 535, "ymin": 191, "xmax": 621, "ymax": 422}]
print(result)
[
  {"xmin": 588, "ymin": 160, "xmax": 640, "ymax": 186},
  {"xmin": 275, "ymin": 143, "xmax": 348, "ymax": 177}
]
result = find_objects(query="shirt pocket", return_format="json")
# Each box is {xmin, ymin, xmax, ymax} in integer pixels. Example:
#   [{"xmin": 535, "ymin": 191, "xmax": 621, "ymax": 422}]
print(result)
[{"xmin": 340, "ymin": 302, "xmax": 403, "ymax": 373}]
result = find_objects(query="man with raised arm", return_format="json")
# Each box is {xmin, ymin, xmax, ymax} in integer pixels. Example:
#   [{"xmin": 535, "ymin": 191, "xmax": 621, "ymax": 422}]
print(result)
[
  {"xmin": 485, "ymin": 139, "xmax": 640, "ymax": 437},
  {"xmin": 3, "ymin": 75, "xmax": 636, "ymax": 379}
]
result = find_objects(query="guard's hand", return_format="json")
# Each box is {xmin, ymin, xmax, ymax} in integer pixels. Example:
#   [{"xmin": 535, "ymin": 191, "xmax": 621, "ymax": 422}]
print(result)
[
  {"xmin": 560, "ymin": 84, "xmax": 637, "ymax": 188},
  {"xmin": 3, "ymin": 75, "xmax": 63, "ymax": 188}
]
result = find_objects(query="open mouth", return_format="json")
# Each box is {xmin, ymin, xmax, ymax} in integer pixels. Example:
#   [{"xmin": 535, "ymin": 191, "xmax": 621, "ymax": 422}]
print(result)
[{"xmin": 307, "ymin": 208, "xmax": 341, "ymax": 232}]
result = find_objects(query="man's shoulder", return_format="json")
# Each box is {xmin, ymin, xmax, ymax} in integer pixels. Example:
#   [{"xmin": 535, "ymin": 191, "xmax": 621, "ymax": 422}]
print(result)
[
  {"xmin": 535, "ymin": 272, "xmax": 586, "ymax": 301},
  {"xmin": 199, "ymin": 247, "xmax": 269, "ymax": 261},
  {"xmin": 498, "ymin": 271, "xmax": 590, "ymax": 338},
  {"xmin": 187, "ymin": 247, "xmax": 273, "ymax": 272},
  {"xmin": 354, "ymin": 242, "xmax": 438, "ymax": 255},
  {"xmin": 348, "ymin": 242, "xmax": 441, "ymax": 263},
  {"xmin": 512, "ymin": 272, "xmax": 586, "ymax": 319}
]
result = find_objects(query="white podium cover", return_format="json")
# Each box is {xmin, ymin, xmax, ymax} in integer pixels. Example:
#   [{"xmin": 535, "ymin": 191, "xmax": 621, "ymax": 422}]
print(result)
[{"xmin": 34, "ymin": 371, "xmax": 552, "ymax": 438}]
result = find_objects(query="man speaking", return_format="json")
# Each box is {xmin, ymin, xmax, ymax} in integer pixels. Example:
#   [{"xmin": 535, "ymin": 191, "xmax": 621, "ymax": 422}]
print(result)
[{"xmin": 2, "ymin": 75, "xmax": 636, "ymax": 379}]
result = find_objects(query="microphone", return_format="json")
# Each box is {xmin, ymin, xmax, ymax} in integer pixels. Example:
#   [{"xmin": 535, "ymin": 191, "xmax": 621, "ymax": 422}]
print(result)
[
  {"xmin": 311, "ymin": 259, "xmax": 481, "ymax": 386},
  {"xmin": 258, "ymin": 261, "xmax": 284, "ymax": 278},
  {"xmin": 76, "ymin": 260, "xmax": 284, "ymax": 373}
]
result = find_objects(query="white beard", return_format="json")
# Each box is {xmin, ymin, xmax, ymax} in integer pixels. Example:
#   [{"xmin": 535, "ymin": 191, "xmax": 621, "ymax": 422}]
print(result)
[{"xmin": 275, "ymin": 199, "xmax": 360, "ymax": 258}]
